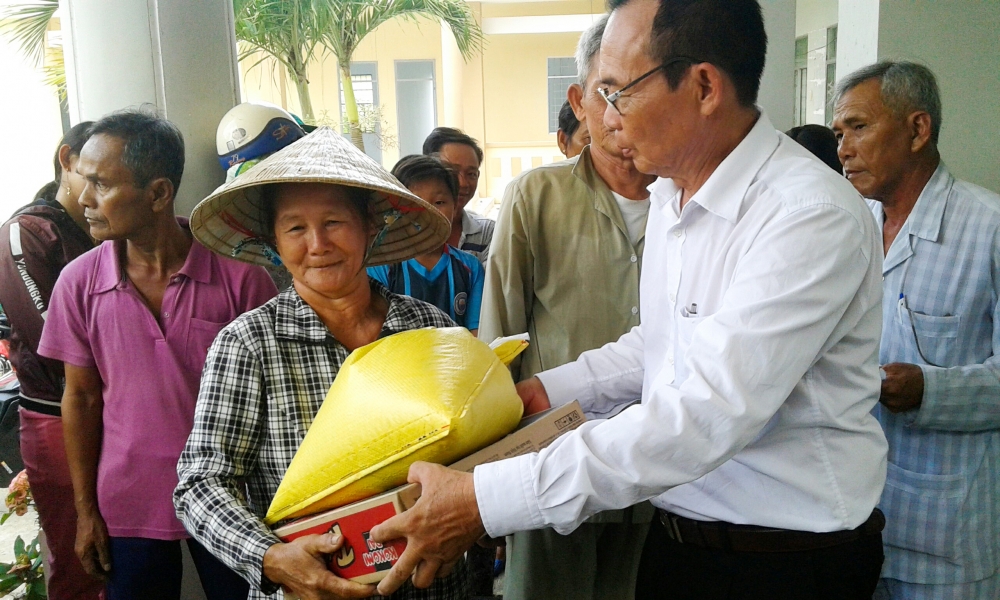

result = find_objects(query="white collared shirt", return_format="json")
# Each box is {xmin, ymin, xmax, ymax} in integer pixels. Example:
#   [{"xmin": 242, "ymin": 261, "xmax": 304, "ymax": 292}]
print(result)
[{"xmin": 475, "ymin": 113, "xmax": 888, "ymax": 537}]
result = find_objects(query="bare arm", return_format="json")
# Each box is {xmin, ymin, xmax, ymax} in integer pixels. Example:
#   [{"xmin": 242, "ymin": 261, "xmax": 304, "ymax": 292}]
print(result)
[{"xmin": 62, "ymin": 363, "xmax": 111, "ymax": 580}]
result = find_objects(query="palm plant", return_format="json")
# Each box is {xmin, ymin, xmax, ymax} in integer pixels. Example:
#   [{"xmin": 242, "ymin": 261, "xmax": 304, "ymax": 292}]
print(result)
[
  {"xmin": 325, "ymin": 0, "xmax": 483, "ymax": 150},
  {"xmin": 2, "ymin": 0, "xmax": 485, "ymax": 153},
  {"xmin": 233, "ymin": 0, "xmax": 336, "ymax": 123},
  {"xmin": 0, "ymin": 0, "xmax": 62, "ymax": 97}
]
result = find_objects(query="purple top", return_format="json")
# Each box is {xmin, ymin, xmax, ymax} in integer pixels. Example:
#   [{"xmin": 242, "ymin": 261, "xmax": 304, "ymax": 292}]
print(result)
[{"xmin": 38, "ymin": 222, "xmax": 277, "ymax": 539}]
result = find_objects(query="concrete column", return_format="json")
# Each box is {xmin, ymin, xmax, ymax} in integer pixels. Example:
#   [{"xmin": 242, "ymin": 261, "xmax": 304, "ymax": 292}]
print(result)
[
  {"xmin": 62, "ymin": 0, "xmax": 241, "ymax": 216},
  {"xmin": 441, "ymin": 23, "xmax": 466, "ymax": 130},
  {"xmin": 60, "ymin": 2, "xmax": 239, "ymax": 597},
  {"xmin": 759, "ymin": 0, "xmax": 797, "ymax": 132}
]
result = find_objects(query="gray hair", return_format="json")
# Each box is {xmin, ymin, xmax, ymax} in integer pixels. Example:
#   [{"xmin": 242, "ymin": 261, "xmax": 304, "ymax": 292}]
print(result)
[
  {"xmin": 835, "ymin": 60, "xmax": 943, "ymax": 144},
  {"xmin": 575, "ymin": 14, "xmax": 609, "ymax": 86}
]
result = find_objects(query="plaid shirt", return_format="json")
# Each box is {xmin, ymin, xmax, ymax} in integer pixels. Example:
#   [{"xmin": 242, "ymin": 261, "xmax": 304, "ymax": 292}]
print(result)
[
  {"xmin": 872, "ymin": 164, "xmax": 1000, "ymax": 584},
  {"xmin": 174, "ymin": 281, "xmax": 466, "ymax": 599}
]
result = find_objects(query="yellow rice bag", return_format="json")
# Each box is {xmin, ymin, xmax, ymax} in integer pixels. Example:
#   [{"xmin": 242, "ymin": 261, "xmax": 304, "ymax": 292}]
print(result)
[{"xmin": 265, "ymin": 327, "xmax": 527, "ymax": 524}]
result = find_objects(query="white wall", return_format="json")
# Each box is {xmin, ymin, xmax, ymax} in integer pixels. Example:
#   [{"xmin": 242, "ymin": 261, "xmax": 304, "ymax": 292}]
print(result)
[
  {"xmin": 0, "ymin": 0, "xmax": 65, "ymax": 221},
  {"xmin": 878, "ymin": 0, "xmax": 1000, "ymax": 194},
  {"xmin": 796, "ymin": 0, "xmax": 838, "ymax": 36},
  {"xmin": 759, "ymin": 0, "xmax": 797, "ymax": 131},
  {"xmin": 835, "ymin": 0, "xmax": 878, "ymax": 83}
]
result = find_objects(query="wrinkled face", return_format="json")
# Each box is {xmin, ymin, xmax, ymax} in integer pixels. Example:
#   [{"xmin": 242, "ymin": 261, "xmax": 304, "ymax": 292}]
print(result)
[
  {"xmin": 436, "ymin": 143, "xmax": 480, "ymax": 211},
  {"xmin": 76, "ymin": 134, "xmax": 152, "ymax": 241},
  {"xmin": 408, "ymin": 178, "xmax": 457, "ymax": 225},
  {"xmin": 832, "ymin": 78, "xmax": 915, "ymax": 201},
  {"xmin": 558, "ymin": 120, "xmax": 591, "ymax": 159},
  {"xmin": 599, "ymin": 0, "xmax": 701, "ymax": 177},
  {"xmin": 580, "ymin": 51, "xmax": 633, "ymax": 163},
  {"xmin": 272, "ymin": 183, "xmax": 372, "ymax": 298}
]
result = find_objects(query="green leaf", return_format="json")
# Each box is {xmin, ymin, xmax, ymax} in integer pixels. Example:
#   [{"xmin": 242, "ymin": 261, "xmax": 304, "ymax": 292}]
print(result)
[
  {"xmin": 1, "ymin": 511, "xmax": 12, "ymax": 525},
  {"xmin": 13, "ymin": 535, "xmax": 25, "ymax": 556},
  {"xmin": 28, "ymin": 577, "xmax": 46, "ymax": 599},
  {"xmin": 0, "ymin": 0, "xmax": 59, "ymax": 67}
]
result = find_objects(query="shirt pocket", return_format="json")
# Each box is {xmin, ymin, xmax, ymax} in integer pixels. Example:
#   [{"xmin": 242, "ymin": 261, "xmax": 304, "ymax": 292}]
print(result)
[
  {"xmin": 881, "ymin": 461, "xmax": 967, "ymax": 560},
  {"xmin": 186, "ymin": 318, "xmax": 227, "ymax": 373},
  {"xmin": 910, "ymin": 312, "xmax": 961, "ymax": 366}
]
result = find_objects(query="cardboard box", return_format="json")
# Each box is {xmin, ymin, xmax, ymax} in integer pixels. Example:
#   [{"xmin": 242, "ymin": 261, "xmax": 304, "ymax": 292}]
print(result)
[{"xmin": 274, "ymin": 400, "xmax": 586, "ymax": 583}]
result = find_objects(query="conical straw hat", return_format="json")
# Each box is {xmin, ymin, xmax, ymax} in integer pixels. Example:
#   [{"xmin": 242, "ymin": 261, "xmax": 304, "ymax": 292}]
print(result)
[{"xmin": 190, "ymin": 127, "xmax": 450, "ymax": 268}]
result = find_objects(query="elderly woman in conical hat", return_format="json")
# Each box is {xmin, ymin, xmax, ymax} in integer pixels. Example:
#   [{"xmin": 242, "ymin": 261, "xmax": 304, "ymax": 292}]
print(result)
[{"xmin": 173, "ymin": 128, "xmax": 466, "ymax": 599}]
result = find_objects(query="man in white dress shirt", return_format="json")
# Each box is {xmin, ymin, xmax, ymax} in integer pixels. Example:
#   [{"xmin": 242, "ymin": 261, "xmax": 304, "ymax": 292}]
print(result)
[{"xmin": 371, "ymin": 1, "xmax": 889, "ymax": 598}]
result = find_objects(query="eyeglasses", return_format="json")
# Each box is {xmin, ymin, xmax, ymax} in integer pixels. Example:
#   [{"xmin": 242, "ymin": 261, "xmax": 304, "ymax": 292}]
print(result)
[{"xmin": 597, "ymin": 56, "xmax": 702, "ymax": 114}]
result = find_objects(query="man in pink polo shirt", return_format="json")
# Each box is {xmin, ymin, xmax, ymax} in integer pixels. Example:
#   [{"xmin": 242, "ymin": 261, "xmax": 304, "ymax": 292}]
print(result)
[{"xmin": 38, "ymin": 109, "xmax": 277, "ymax": 600}]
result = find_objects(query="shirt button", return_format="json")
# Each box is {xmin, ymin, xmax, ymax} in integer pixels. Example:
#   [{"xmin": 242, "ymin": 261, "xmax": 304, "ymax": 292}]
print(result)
[
  {"xmin": 163, "ymin": 312, "xmax": 170, "ymax": 318},
  {"xmin": 668, "ymin": 293, "xmax": 676, "ymax": 303},
  {"xmin": 673, "ymin": 229, "xmax": 682, "ymax": 238},
  {"xmin": 631, "ymin": 306, "xmax": 639, "ymax": 315},
  {"xmin": 668, "ymin": 356, "xmax": 674, "ymax": 365},
  {"xmin": 630, "ymin": 254, "xmax": 638, "ymax": 263}
]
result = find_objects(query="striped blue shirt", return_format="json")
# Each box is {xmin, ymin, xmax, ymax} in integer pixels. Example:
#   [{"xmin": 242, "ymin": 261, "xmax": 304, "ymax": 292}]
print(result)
[{"xmin": 872, "ymin": 163, "xmax": 1000, "ymax": 584}]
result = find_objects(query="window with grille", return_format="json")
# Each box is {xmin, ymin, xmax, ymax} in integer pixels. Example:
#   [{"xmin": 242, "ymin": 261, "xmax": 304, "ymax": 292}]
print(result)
[
  {"xmin": 338, "ymin": 62, "xmax": 381, "ymax": 163},
  {"xmin": 547, "ymin": 57, "xmax": 577, "ymax": 133}
]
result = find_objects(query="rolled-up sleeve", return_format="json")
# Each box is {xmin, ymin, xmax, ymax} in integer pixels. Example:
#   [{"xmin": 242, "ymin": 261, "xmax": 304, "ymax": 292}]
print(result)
[{"xmin": 174, "ymin": 328, "xmax": 280, "ymax": 593}]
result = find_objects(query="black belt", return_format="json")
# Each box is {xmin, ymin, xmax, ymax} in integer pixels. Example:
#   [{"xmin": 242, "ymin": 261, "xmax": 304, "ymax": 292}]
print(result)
[{"xmin": 658, "ymin": 508, "xmax": 885, "ymax": 553}]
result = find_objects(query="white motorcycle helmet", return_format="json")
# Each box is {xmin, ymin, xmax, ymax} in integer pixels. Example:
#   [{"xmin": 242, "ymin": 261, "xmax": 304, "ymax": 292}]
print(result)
[{"xmin": 216, "ymin": 101, "xmax": 305, "ymax": 171}]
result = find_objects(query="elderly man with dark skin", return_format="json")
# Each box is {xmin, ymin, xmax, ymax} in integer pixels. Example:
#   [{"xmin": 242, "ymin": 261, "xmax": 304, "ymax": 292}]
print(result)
[
  {"xmin": 369, "ymin": 1, "xmax": 889, "ymax": 599},
  {"xmin": 833, "ymin": 62, "xmax": 1000, "ymax": 600},
  {"xmin": 37, "ymin": 110, "xmax": 276, "ymax": 600},
  {"xmin": 480, "ymin": 14, "xmax": 656, "ymax": 600}
]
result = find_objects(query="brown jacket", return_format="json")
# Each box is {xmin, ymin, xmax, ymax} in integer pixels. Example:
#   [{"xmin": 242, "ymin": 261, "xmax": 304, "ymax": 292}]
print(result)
[{"xmin": 0, "ymin": 194, "xmax": 93, "ymax": 414}]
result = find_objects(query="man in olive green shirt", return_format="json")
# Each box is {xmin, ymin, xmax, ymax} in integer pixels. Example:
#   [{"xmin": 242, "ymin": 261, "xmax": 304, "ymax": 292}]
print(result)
[{"xmin": 478, "ymin": 15, "xmax": 657, "ymax": 600}]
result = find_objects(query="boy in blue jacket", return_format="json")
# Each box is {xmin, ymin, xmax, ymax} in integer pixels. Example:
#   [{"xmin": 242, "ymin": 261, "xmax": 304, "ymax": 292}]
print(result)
[{"xmin": 369, "ymin": 155, "xmax": 484, "ymax": 334}]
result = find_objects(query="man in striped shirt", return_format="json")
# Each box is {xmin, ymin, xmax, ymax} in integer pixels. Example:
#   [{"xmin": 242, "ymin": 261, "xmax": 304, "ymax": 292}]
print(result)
[{"xmin": 835, "ymin": 61, "xmax": 1000, "ymax": 599}]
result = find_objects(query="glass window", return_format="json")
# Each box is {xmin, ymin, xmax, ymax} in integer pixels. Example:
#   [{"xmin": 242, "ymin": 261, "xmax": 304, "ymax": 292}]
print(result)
[
  {"xmin": 793, "ymin": 37, "xmax": 808, "ymax": 127},
  {"xmin": 825, "ymin": 26, "xmax": 838, "ymax": 127},
  {"xmin": 547, "ymin": 57, "xmax": 577, "ymax": 133}
]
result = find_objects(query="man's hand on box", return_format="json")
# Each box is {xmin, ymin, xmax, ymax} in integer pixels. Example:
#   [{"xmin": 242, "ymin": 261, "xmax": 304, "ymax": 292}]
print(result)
[
  {"xmin": 370, "ymin": 462, "xmax": 486, "ymax": 595},
  {"xmin": 516, "ymin": 377, "xmax": 551, "ymax": 416},
  {"xmin": 262, "ymin": 534, "xmax": 376, "ymax": 600}
]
